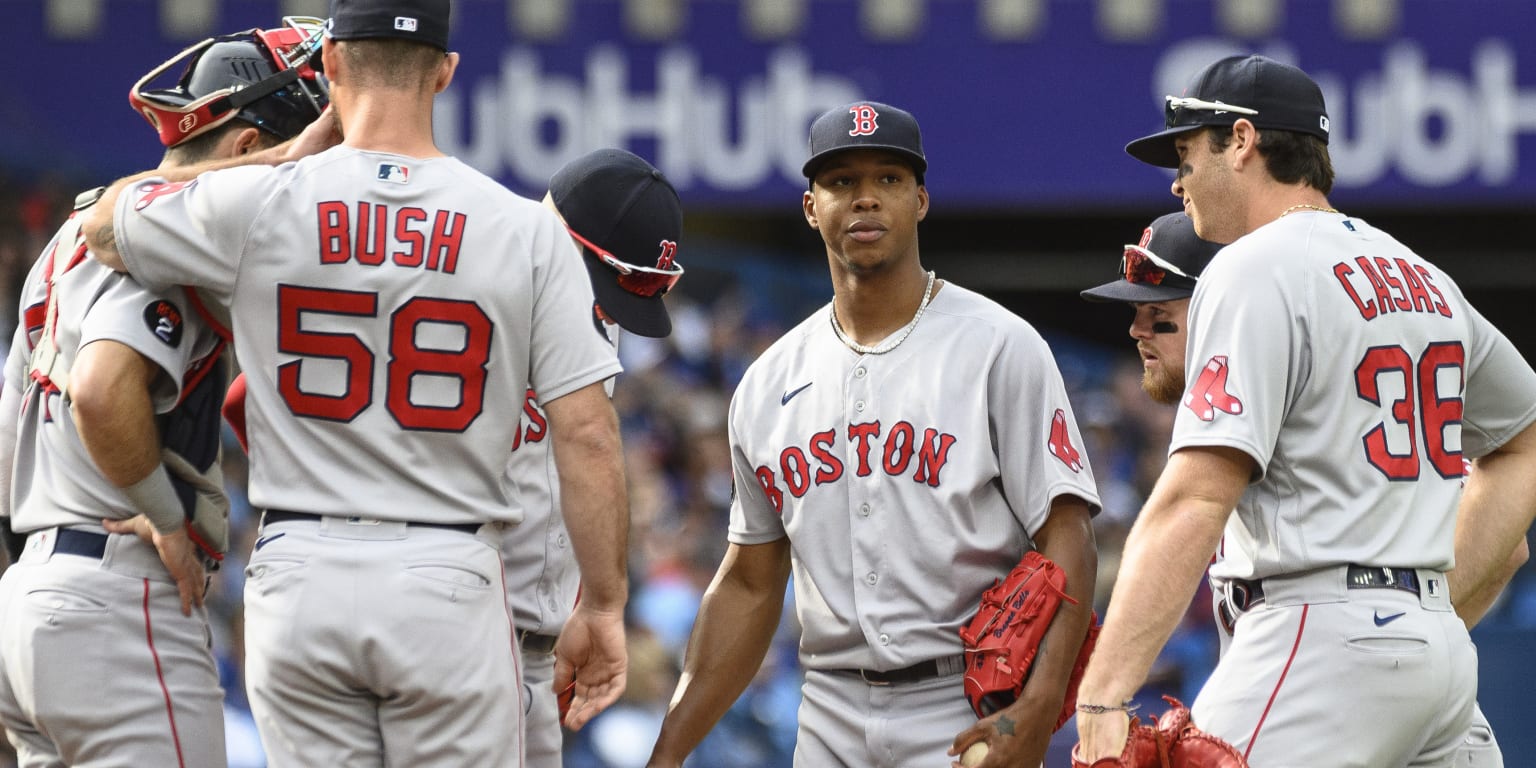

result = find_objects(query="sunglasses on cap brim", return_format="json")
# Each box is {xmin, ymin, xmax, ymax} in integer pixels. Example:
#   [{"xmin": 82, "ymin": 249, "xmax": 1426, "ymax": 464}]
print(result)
[
  {"xmin": 1163, "ymin": 96, "xmax": 1259, "ymax": 129},
  {"xmin": 130, "ymin": 16, "xmax": 328, "ymax": 148},
  {"xmin": 1121, "ymin": 244, "xmax": 1197, "ymax": 287},
  {"xmin": 567, "ymin": 227, "xmax": 685, "ymax": 298}
]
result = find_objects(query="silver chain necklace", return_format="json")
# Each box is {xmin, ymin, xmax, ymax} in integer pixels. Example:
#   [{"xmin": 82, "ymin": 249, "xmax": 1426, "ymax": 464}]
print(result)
[{"xmin": 829, "ymin": 270, "xmax": 936, "ymax": 355}]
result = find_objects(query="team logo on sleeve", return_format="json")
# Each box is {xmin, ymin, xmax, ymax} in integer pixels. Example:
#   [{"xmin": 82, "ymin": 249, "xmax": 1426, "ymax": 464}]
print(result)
[
  {"xmin": 143, "ymin": 300, "xmax": 184, "ymax": 347},
  {"xmin": 1047, "ymin": 409, "xmax": 1083, "ymax": 472},
  {"xmin": 1184, "ymin": 355, "xmax": 1244, "ymax": 421},
  {"xmin": 133, "ymin": 181, "xmax": 193, "ymax": 210}
]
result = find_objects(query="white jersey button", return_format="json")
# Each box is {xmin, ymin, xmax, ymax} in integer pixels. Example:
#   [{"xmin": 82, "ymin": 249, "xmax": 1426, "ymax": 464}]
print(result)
[
  {"xmin": 859, "ymin": 503, "xmax": 871, "ymax": 517},
  {"xmin": 855, "ymin": 400, "xmax": 866, "ymax": 412},
  {"xmin": 854, "ymin": 366, "xmax": 867, "ymax": 378},
  {"xmin": 865, "ymin": 572, "xmax": 878, "ymax": 585},
  {"xmin": 878, "ymin": 633, "xmax": 890, "ymax": 645},
  {"xmin": 555, "ymin": 533, "xmax": 567, "ymax": 548}
]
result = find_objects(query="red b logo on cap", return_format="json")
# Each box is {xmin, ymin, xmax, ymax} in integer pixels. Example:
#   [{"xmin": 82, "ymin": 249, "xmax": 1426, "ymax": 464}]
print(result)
[{"xmin": 849, "ymin": 105, "xmax": 879, "ymax": 136}]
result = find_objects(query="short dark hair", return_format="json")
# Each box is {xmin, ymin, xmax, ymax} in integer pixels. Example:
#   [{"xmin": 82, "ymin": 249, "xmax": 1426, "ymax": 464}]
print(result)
[
  {"xmin": 165, "ymin": 120, "xmax": 279, "ymax": 164},
  {"xmin": 335, "ymin": 38, "xmax": 446, "ymax": 90},
  {"xmin": 1207, "ymin": 125, "xmax": 1334, "ymax": 194}
]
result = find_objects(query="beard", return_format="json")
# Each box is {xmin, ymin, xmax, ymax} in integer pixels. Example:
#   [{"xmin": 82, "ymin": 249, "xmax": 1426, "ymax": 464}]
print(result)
[{"xmin": 1142, "ymin": 366, "xmax": 1186, "ymax": 406}]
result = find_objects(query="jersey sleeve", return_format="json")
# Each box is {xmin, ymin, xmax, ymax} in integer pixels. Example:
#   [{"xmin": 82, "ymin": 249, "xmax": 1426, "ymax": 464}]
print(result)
[
  {"xmin": 1171, "ymin": 245, "xmax": 1298, "ymax": 477},
  {"xmin": 526, "ymin": 206, "xmax": 622, "ymax": 403},
  {"xmin": 1459, "ymin": 303, "xmax": 1536, "ymax": 458},
  {"xmin": 113, "ymin": 166, "xmax": 274, "ymax": 300},
  {"xmin": 726, "ymin": 382, "xmax": 788, "ymax": 545},
  {"xmin": 3, "ymin": 325, "xmax": 27, "ymax": 397},
  {"xmin": 76, "ymin": 278, "xmax": 216, "ymax": 413},
  {"xmin": 991, "ymin": 323, "xmax": 1102, "ymax": 537}
]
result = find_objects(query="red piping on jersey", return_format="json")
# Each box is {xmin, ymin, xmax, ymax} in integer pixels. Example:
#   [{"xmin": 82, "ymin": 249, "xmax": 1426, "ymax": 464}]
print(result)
[
  {"xmin": 175, "ymin": 339, "xmax": 228, "ymax": 409},
  {"xmin": 143, "ymin": 579, "xmax": 189, "ymax": 768},
  {"xmin": 1244, "ymin": 603, "xmax": 1308, "ymax": 760},
  {"xmin": 182, "ymin": 287, "xmax": 232, "ymax": 342},
  {"xmin": 184, "ymin": 521, "xmax": 224, "ymax": 563}
]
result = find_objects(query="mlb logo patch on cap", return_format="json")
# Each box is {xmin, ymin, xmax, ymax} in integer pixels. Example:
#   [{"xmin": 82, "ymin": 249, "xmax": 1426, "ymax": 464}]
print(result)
[{"xmin": 394, "ymin": 16, "xmax": 418, "ymax": 31}]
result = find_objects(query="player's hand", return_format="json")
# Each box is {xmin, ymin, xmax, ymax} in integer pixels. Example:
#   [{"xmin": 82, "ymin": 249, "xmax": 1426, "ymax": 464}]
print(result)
[
  {"xmin": 102, "ymin": 516, "xmax": 206, "ymax": 616},
  {"xmin": 1072, "ymin": 709, "xmax": 1132, "ymax": 764},
  {"xmin": 948, "ymin": 697, "xmax": 1053, "ymax": 768},
  {"xmin": 282, "ymin": 106, "xmax": 343, "ymax": 162},
  {"xmin": 551, "ymin": 602, "xmax": 627, "ymax": 730}
]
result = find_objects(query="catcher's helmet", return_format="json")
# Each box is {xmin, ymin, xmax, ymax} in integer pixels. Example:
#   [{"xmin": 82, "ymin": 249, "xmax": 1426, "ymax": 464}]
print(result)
[{"xmin": 131, "ymin": 17, "xmax": 328, "ymax": 147}]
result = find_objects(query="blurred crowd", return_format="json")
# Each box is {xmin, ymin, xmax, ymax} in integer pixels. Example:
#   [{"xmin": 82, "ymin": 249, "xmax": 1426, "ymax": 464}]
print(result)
[{"xmin": 0, "ymin": 177, "xmax": 1531, "ymax": 768}]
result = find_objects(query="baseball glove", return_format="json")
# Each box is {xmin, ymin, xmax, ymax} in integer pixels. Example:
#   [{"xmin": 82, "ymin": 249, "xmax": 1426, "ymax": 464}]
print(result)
[
  {"xmin": 1071, "ymin": 696, "xmax": 1248, "ymax": 768},
  {"xmin": 958, "ymin": 550, "xmax": 1096, "ymax": 731}
]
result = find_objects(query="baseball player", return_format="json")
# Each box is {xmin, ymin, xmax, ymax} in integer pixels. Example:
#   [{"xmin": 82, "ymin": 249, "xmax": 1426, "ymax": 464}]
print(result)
[
  {"xmin": 509, "ymin": 148, "xmax": 684, "ymax": 765},
  {"xmin": 0, "ymin": 20, "xmax": 328, "ymax": 766},
  {"xmin": 1082, "ymin": 211, "xmax": 1526, "ymax": 767},
  {"xmin": 1074, "ymin": 55, "xmax": 1536, "ymax": 766},
  {"xmin": 80, "ymin": 0, "xmax": 632, "ymax": 765},
  {"xmin": 647, "ymin": 101, "xmax": 1101, "ymax": 768}
]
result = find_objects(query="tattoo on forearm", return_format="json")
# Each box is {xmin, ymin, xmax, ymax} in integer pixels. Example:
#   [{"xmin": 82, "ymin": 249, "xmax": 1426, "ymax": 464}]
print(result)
[
  {"xmin": 996, "ymin": 715, "xmax": 1016, "ymax": 736},
  {"xmin": 93, "ymin": 222, "xmax": 115, "ymax": 253}
]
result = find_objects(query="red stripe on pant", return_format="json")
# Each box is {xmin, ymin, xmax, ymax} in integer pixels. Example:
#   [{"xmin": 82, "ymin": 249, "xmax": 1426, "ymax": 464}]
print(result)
[{"xmin": 143, "ymin": 579, "xmax": 188, "ymax": 768}]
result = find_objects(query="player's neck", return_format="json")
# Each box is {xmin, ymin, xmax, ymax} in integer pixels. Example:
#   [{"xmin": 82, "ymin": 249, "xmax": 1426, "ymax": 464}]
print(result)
[
  {"xmin": 831, "ymin": 266, "xmax": 940, "ymax": 347},
  {"xmin": 1248, "ymin": 182, "xmax": 1333, "ymax": 234},
  {"xmin": 336, "ymin": 96, "xmax": 445, "ymax": 159}
]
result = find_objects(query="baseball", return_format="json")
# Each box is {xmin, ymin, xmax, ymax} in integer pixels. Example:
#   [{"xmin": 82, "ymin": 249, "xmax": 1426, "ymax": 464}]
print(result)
[{"xmin": 959, "ymin": 742, "xmax": 989, "ymax": 767}]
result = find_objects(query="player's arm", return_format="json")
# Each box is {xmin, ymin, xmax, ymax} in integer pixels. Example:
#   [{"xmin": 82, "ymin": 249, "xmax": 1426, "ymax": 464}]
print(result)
[
  {"xmin": 0, "ymin": 338, "xmax": 26, "ymax": 566},
  {"xmin": 69, "ymin": 339, "xmax": 205, "ymax": 616},
  {"xmin": 1450, "ymin": 421, "xmax": 1536, "ymax": 615},
  {"xmin": 647, "ymin": 536, "xmax": 792, "ymax": 768},
  {"xmin": 82, "ymin": 109, "xmax": 340, "ymax": 271},
  {"xmin": 1453, "ymin": 535, "xmax": 1528, "ymax": 629},
  {"xmin": 1073, "ymin": 444, "xmax": 1251, "ymax": 762},
  {"xmin": 952, "ymin": 494, "xmax": 1096, "ymax": 767},
  {"xmin": 543, "ymin": 380, "xmax": 630, "ymax": 729}
]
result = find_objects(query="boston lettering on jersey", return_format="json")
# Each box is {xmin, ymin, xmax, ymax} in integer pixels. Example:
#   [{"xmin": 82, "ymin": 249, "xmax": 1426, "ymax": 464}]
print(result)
[
  {"xmin": 315, "ymin": 201, "xmax": 467, "ymax": 273},
  {"xmin": 1331, "ymin": 255, "xmax": 1452, "ymax": 321},
  {"xmin": 510, "ymin": 388, "xmax": 548, "ymax": 451},
  {"xmin": 753, "ymin": 420, "xmax": 957, "ymax": 514}
]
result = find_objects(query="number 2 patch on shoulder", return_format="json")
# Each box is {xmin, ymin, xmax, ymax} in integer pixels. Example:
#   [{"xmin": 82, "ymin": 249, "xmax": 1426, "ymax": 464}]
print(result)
[{"xmin": 143, "ymin": 300, "xmax": 184, "ymax": 347}]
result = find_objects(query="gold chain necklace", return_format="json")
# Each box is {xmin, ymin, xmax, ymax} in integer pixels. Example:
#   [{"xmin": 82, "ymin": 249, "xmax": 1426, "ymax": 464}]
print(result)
[
  {"xmin": 830, "ymin": 271, "xmax": 936, "ymax": 355},
  {"xmin": 1279, "ymin": 203, "xmax": 1341, "ymax": 218}
]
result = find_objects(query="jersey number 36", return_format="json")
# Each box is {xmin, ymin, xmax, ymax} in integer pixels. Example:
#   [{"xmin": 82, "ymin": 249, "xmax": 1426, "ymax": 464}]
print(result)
[
  {"xmin": 1354, "ymin": 341, "xmax": 1464, "ymax": 481},
  {"xmin": 276, "ymin": 284, "xmax": 492, "ymax": 432}
]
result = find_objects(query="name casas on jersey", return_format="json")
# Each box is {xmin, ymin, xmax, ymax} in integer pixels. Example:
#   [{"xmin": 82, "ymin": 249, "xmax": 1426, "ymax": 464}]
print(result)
[
  {"xmin": 316, "ymin": 200, "xmax": 467, "ymax": 273},
  {"xmin": 753, "ymin": 419, "xmax": 957, "ymax": 514},
  {"xmin": 1331, "ymin": 254, "xmax": 1452, "ymax": 321}
]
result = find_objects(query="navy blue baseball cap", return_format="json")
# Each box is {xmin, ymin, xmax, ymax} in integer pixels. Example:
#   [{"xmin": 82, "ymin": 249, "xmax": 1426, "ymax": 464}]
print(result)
[
  {"xmin": 802, "ymin": 101, "xmax": 927, "ymax": 182},
  {"xmin": 1126, "ymin": 55, "xmax": 1330, "ymax": 168},
  {"xmin": 327, "ymin": 0, "xmax": 451, "ymax": 51},
  {"xmin": 551, "ymin": 149, "xmax": 685, "ymax": 339},
  {"xmin": 1080, "ymin": 212, "xmax": 1223, "ymax": 304}
]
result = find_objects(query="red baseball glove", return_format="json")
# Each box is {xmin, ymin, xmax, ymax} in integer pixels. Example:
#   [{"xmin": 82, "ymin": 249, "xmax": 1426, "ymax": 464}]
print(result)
[
  {"xmin": 1071, "ymin": 696, "xmax": 1248, "ymax": 767},
  {"xmin": 958, "ymin": 550, "xmax": 1096, "ymax": 731}
]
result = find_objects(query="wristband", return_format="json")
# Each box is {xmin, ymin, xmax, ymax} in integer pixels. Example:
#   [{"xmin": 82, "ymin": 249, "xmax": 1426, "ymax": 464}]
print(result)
[
  {"xmin": 1076, "ymin": 700, "xmax": 1140, "ymax": 715},
  {"xmin": 121, "ymin": 464, "xmax": 185, "ymax": 535}
]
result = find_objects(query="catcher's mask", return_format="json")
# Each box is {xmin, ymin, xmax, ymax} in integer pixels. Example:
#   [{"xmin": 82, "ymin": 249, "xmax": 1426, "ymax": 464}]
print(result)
[{"xmin": 130, "ymin": 16, "xmax": 328, "ymax": 148}]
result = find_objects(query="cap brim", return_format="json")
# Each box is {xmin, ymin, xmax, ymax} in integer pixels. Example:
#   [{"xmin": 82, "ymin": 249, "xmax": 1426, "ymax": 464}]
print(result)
[
  {"xmin": 584, "ymin": 252, "xmax": 673, "ymax": 338},
  {"xmin": 1124, "ymin": 124, "xmax": 1205, "ymax": 168},
  {"xmin": 1079, "ymin": 279, "xmax": 1194, "ymax": 304},
  {"xmin": 802, "ymin": 146, "xmax": 928, "ymax": 179}
]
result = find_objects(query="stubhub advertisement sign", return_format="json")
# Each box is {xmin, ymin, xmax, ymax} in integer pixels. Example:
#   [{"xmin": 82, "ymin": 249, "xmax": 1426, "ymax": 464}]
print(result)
[{"xmin": 7, "ymin": 0, "xmax": 1535, "ymax": 209}]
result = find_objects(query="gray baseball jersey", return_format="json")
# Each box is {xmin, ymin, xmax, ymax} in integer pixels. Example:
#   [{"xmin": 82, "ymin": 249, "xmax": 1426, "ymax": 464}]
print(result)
[
  {"xmin": 729, "ymin": 283, "xmax": 1101, "ymax": 671},
  {"xmin": 112, "ymin": 147, "xmax": 622, "ymax": 525},
  {"xmin": 0, "ymin": 209, "xmax": 227, "ymax": 766},
  {"xmin": 1177, "ymin": 211, "xmax": 1536, "ymax": 765}
]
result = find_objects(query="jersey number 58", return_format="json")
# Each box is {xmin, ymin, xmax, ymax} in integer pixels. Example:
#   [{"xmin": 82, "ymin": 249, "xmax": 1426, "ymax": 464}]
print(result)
[{"xmin": 276, "ymin": 284, "xmax": 492, "ymax": 432}]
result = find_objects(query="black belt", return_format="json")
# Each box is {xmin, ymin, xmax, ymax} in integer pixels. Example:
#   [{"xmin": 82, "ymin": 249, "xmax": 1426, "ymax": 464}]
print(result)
[
  {"xmin": 519, "ymin": 630, "xmax": 558, "ymax": 655},
  {"xmin": 47, "ymin": 529, "xmax": 109, "ymax": 559},
  {"xmin": 262, "ymin": 510, "xmax": 481, "ymax": 535},
  {"xmin": 831, "ymin": 655, "xmax": 965, "ymax": 686},
  {"xmin": 1219, "ymin": 565, "xmax": 1421, "ymax": 634}
]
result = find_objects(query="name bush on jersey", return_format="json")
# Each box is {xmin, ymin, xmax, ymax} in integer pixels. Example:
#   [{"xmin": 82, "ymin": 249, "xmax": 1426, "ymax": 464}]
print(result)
[{"xmin": 752, "ymin": 420, "xmax": 957, "ymax": 514}]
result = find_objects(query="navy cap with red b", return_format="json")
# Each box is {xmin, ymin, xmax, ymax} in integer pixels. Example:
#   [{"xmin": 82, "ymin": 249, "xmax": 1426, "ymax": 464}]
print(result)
[
  {"xmin": 1126, "ymin": 55, "xmax": 1330, "ymax": 169},
  {"xmin": 327, "ymin": 0, "xmax": 451, "ymax": 51},
  {"xmin": 802, "ymin": 101, "xmax": 927, "ymax": 182}
]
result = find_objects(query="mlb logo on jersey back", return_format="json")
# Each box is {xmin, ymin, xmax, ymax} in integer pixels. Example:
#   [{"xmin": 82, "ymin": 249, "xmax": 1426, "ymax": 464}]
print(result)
[{"xmin": 378, "ymin": 164, "xmax": 410, "ymax": 184}]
